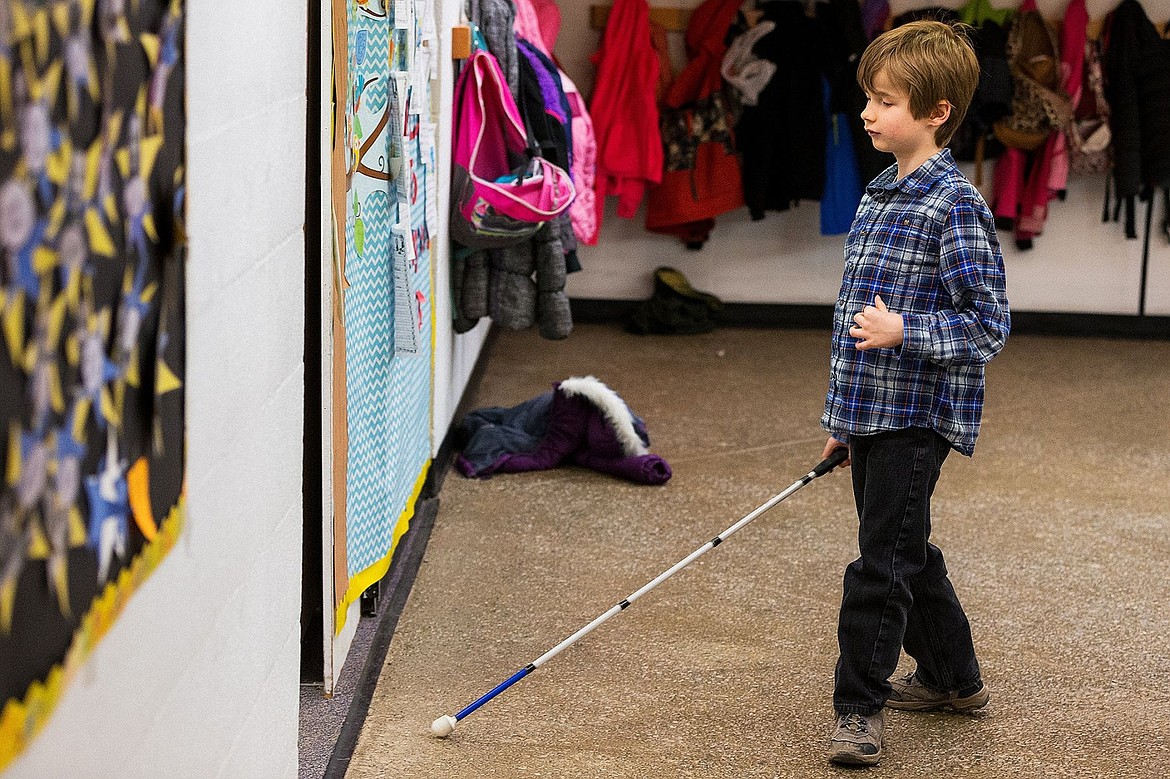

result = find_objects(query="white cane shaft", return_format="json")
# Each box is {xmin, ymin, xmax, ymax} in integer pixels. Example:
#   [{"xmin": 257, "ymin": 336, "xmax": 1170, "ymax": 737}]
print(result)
[
  {"xmin": 529, "ymin": 471, "xmax": 814, "ymax": 670},
  {"xmin": 531, "ymin": 605, "xmax": 623, "ymax": 668}
]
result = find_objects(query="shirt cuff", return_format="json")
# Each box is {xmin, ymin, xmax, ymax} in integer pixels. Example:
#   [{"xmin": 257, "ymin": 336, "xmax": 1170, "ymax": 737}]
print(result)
[{"xmin": 898, "ymin": 313, "xmax": 930, "ymax": 360}]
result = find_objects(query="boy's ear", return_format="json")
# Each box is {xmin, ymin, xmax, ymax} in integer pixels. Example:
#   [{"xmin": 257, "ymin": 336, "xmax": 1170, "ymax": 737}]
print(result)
[{"xmin": 930, "ymin": 100, "xmax": 952, "ymax": 127}]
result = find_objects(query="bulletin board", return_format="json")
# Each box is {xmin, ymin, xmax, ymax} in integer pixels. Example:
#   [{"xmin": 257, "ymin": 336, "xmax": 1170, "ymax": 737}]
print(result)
[
  {"xmin": 332, "ymin": 0, "xmax": 437, "ymax": 636},
  {"xmin": 0, "ymin": 0, "xmax": 186, "ymax": 768}
]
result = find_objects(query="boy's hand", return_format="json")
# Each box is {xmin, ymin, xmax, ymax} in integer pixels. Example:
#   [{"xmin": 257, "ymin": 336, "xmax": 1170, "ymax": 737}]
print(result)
[
  {"xmin": 822, "ymin": 437, "xmax": 850, "ymax": 468},
  {"xmin": 850, "ymin": 295, "xmax": 904, "ymax": 350}
]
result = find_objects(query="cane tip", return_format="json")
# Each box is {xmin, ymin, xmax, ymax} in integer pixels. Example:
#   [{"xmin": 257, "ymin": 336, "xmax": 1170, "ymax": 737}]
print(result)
[{"xmin": 431, "ymin": 714, "xmax": 457, "ymax": 738}]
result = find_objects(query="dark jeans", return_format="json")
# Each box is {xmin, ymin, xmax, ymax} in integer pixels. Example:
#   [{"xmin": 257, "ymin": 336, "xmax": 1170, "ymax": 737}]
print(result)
[{"xmin": 833, "ymin": 427, "xmax": 982, "ymax": 715}]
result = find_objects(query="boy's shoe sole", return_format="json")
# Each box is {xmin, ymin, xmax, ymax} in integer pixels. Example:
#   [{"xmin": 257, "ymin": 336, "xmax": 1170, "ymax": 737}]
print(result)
[
  {"xmin": 885, "ymin": 678, "xmax": 990, "ymax": 712},
  {"xmin": 828, "ymin": 749, "xmax": 882, "ymax": 767}
]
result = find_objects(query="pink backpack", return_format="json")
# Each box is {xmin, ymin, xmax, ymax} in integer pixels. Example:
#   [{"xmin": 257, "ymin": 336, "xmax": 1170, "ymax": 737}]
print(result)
[{"xmin": 450, "ymin": 49, "xmax": 575, "ymax": 248}]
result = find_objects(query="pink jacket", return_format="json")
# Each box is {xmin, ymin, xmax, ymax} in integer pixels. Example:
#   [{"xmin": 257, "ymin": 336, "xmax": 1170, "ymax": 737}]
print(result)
[
  {"xmin": 513, "ymin": 0, "xmax": 598, "ymax": 244},
  {"xmin": 512, "ymin": 0, "xmax": 547, "ymax": 54},
  {"xmin": 531, "ymin": 0, "xmax": 561, "ymax": 54},
  {"xmin": 1049, "ymin": 0, "xmax": 1089, "ymax": 193},
  {"xmin": 561, "ymin": 70, "xmax": 600, "ymax": 244},
  {"xmin": 513, "ymin": 0, "xmax": 561, "ymax": 56}
]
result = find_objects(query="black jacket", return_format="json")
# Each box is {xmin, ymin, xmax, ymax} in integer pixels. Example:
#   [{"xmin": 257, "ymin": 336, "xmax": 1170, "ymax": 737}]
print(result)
[
  {"xmin": 1105, "ymin": 0, "xmax": 1170, "ymax": 201},
  {"xmin": 735, "ymin": 1, "xmax": 832, "ymax": 219},
  {"xmin": 825, "ymin": 0, "xmax": 891, "ymax": 184}
]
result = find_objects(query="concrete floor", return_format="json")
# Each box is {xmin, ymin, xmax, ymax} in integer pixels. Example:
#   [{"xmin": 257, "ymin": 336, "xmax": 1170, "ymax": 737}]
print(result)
[{"xmin": 348, "ymin": 324, "xmax": 1170, "ymax": 778}]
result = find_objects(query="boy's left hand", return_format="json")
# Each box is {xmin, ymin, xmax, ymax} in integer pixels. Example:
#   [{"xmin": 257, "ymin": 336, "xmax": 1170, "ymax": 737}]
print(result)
[{"xmin": 850, "ymin": 295, "xmax": 904, "ymax": 350}]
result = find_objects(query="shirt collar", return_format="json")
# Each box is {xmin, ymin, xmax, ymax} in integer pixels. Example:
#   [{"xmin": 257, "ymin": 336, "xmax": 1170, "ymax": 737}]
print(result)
[{"xmin": 866, "ymin": 148, "xmax": 953, "ymax": 199}]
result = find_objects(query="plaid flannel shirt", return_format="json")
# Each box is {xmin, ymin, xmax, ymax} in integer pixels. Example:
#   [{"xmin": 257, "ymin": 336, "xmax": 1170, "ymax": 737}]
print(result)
[{"xmin": 822, "ymin": 149, "xmax": 1010, "ymax": 456}]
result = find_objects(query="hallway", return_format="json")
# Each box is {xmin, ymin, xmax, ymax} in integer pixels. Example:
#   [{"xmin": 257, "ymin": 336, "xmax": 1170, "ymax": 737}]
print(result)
[{"xmin": 347, "ymin": 324, "xmax": 1170, "ymax": 778}]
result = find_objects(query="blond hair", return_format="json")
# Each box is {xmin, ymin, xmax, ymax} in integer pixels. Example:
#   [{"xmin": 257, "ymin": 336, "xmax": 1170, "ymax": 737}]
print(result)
[{"xmin": 857, "ymin": 20, "xmax": 980, "ymax": 147}]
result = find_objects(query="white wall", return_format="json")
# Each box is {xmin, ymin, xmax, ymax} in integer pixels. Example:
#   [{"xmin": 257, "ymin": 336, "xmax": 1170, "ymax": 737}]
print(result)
[
  {"xmin": 557, "ymin": 0, "xmax": 1170, "ymax": 316},
  {"xmin": 8, "ymin": 4, "xmax": 308, "ymax": 778}
]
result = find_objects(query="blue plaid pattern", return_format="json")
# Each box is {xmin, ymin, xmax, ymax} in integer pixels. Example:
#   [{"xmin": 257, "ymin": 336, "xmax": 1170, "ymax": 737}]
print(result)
[{"xmin": 822, "ymin": 150, "xmax": 1010, "ymax": 456}]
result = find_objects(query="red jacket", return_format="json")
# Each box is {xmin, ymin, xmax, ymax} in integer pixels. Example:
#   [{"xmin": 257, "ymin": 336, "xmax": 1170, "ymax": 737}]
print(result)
[
  {"xmin": 589, "ymin": 0, "xmax": 664, "ymax": 223},
  {"xmin": 665, "ymin": 0, "xmax": 743, "ymax": 109},
  {"xmin": 645, "ymin": 0, "xmax": 745, "ymax": 244}
]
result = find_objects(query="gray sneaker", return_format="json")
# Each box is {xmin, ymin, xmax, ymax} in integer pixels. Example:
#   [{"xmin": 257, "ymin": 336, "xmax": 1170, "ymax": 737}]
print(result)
[
  {"xmin": 828, "ymin": 711, "xmax": 884, "ymax": 767},
  {"xmin": 885, "ymin": 671, "xmax": 990, "ymax": 712}
]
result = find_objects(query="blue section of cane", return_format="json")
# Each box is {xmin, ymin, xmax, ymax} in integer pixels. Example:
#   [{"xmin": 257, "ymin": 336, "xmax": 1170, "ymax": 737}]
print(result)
[{"xmin": 455, "ymin": 665, "xmax": 535, "ymax": 722}]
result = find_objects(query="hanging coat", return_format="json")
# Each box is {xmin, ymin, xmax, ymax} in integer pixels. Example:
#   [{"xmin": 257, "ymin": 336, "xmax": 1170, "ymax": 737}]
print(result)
[
  {"xmin": 644, "ymin": 0, "xmax": 744, "ymax": 246},
  {"xmin": 950, "ymin": 0, "xmax": 1013, "ymax": 180},
  {"xmin": 453, "ymin": 11, "xmax": 575, "ymax": 340},
  {"xmin": 860, "ymin": 0, "xmax": 890, "ymax": 41},
  {"xmin": 736, "ymin": 1, "xmax": 832, "ymax": 219},
  {"xmin": 513, "ymin": 7, "xmax": 600, "ymax": 247},
  {"xmin": 513, "ymin": 0, "xmax": 550, "ymax": 57},
  {"xmin": 1104, "ymin": 0, "xmax": 1170, "ymax": 238},
  {"xmin": 530, "ymin": 0, "xmax": 562, "ymax": 54},
  {"xmin": 469, "ymin": 0, "xmax": 519, "ymax": 99},
  {"xmin": 821, "ymin": 79, "xmax": 862, "ymax": 236},
  {"xmin": 1048, "ymin": 0, "xmax": 1089, "ymax": 195},
  {"xmin": 516, "ymin": 39, "xmax": 580, "ymax": 275},
  {"xmin": 826, "ymin": 0, "xmax": 890, "ymax": 186},
  {"xmin": 589, "ymin": 0, "xmax": 664, "ymax": 225},
  {"xmin": 560, "ymin": 70, "xmax": 600, "ymax": 245},
  {"xmin": 517, "ymin": 39, "xmax": 572, "ymax": 172},
  {"xmin": 721, "ymin": 21, "xmax": 776, "ymax": 107},
  {"xmin": 990, "ymin": 0, "xmax": 1070, "ymax": 249}
]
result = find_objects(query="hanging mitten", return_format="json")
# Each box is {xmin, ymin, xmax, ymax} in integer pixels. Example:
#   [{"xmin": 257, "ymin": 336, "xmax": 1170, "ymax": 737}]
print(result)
[
  {"xmin": 488, "ymin": 241, "xmax": 538, "ymax": 330},
  {"xmin": 459, "ymin": 248, "xmax": 490, "ymax": 322},
  {"xmin": 534, "ymin": 222, "xmax": 572, "ymax": 340},
  {"xmin": 451, "ymin": 248, "xmax": 478, "ymax": 334}
]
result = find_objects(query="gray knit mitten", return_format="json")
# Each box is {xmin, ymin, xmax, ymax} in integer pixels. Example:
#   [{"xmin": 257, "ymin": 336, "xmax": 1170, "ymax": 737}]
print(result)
[
  {"xmin": 534, "ymin": 224, "xmax": 572, "ymax": 340},
  {"xmin": 489, "ymin": 242, "xmax": 537, "ymax": 330},
  {"xmin": 556, "ymin": 212, "xmax": 577, "ymax": 259},
  {"xmin": 451, "ymin": 250, "xmax": 478, "ymax": 334},
  {"xmin": 460, "ymin": 249, "xmax": 490, "ymax": 321}
]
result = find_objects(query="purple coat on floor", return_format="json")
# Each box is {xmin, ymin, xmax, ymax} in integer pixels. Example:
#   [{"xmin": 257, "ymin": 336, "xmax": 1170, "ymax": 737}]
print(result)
[{"xmin": 456, "ymin": 376, "xmax": 672, "ymax": 485}]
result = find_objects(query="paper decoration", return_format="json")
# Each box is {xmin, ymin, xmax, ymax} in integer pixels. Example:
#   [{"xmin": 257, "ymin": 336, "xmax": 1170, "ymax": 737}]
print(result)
[
  {"xmin": 334, "ymin": 0, "xmax": 435, "ymax": 633},
  {"xmin": 391, "ymin": 222, "xmax": 418, "ymax": 355},
  {"xmin": 0, "ymin": 0, "xmax": 187, "ymax": 768}
]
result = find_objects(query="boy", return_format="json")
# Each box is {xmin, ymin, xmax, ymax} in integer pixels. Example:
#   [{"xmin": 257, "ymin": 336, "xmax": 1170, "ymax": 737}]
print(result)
[{"xmin": 820, "ymin": 20, "xmax": 1010, "ymax": 767}]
